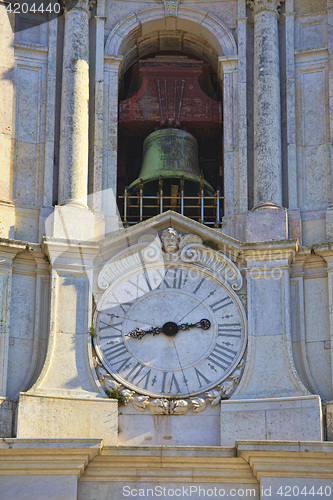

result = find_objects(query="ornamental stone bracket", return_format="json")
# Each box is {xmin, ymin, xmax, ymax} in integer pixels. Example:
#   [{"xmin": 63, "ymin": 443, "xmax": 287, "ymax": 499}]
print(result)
[
  {"xmin": 97, "ymin": 228, "xmax": 243, "ymax": 292},
  {"xmin": 162, "ymin": 0, "xmax": 180, "ymax": 17},
  {"xmin": 247, "ymin": 0, "xmax": 285, "ymax": 16},
  {"xmin": 94, "ymin": 356, "xmax": 246, "ymax": 415}
]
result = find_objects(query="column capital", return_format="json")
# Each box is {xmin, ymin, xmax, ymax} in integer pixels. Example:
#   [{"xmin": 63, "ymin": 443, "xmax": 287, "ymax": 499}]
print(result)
[
  {"xmin": 62, "ymin": 0, "xmax": 95, "ymax": 14},
  {"xmin": 247, "ymin": 0, "xmax": 285, "ymax": 17}
]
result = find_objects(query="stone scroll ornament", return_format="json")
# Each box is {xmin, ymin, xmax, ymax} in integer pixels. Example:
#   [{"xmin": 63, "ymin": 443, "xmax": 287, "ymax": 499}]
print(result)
[
  {"xmin": 98, "ymin": 228, "xmax": 243, "ymax": 291},
  {"xmin": 93, "ymin": 228, "xmax": 246, "ymax": 415}
]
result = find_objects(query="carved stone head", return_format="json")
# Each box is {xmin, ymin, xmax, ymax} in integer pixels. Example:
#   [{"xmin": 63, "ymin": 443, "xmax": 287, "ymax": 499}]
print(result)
[{"xmin": 161, "ymin": 228, "xmax": 181, "ymax": 255}]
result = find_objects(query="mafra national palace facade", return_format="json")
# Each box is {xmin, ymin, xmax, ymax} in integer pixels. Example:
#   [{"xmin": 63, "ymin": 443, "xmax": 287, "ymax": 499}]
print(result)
[{"xmin": 1, "ymin": 0, "xmax": 333, "ymax": 498}]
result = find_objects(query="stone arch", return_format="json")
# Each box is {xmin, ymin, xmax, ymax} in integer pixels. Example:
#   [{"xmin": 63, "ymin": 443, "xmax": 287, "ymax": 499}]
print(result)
[{"xmin": 105, "ymin": 5, "xmax": 237, "ymax": 72}]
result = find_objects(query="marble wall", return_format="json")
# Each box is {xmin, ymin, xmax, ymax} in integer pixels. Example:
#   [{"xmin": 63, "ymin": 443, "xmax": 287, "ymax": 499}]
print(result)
[{"xmin": 0, "ymin": 0, "xmax": 332, "ymax": 441}]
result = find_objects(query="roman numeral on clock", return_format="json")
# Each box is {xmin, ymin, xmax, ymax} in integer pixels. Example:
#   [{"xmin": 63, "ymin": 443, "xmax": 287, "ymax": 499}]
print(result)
[
  {"xmin": 127, "ymin": 273, "xmax": 152, "ymax": 297},
  {"xmin": 194, "ymin": 367, "xmax": 211, "ymax": 388},
  {"xmin": 156, "ymin": 268, "xmax": 184, "ymax": 289},
  {"xmin": 115, "ymin": 360, "xmax": 152, "ymax": 390},
  {"xmin": 172, "ymin": 268, "xmax": 183, "ymax": 289},
  {"xmin": 160, "ymin": 371, "xmax": 181, "ymax": 394},
  {"xmin": 193, "ymin": 277, "xmax": 206, "ymax": 295},
  {"xmin": 98, "ymin": 319, "xmax": 124, "ymax": 341},
  {"xmin": 209, "ymin": 296, "xmax": 233, "ymax": 313},
  {"xmin": 125, "ymin": 362, "xmax": 147, "ymax": 384},
  {"xmin": 103, "ymin": 341, "xmax": 128, "ymax": 362},
  {"xmin": 218, "ymin": 323, "xmax": 242, "ymax": 338},
  {"xmin": 207, "ymin": 344, "xmax": 237, "ymax": 370}
]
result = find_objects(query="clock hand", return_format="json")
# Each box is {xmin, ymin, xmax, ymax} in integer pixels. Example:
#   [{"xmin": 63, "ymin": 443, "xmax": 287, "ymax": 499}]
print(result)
[
  {"xmin": 125, "ymin": 326, "xmax": 162, "ymax": 339},
  {"xmin": 126, "ymin": 319, "xmax": 211, "ymax": 340},
  {"xmin": 97, "ymin": 310, "xmax": 162, "ymax": 330},
  {"xmin": 178, "ymin": 319, "xmax": 211, "ymax": 331},
  {"xmin": 175, "ymin": 289, "xmax": 217, "ymax": 325},
  {"xmin": 171, "ymin": 337, "xmax": 191, "ymax": 396}
]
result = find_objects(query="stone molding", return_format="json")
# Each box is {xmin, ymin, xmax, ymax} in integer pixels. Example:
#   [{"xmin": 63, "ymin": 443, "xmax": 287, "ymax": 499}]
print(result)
[
  {"xmin": 95, "ymin": 357, "xmax": 245, "ymax": 415},
  {"xmin": 237, "ymin": 441, "xmax": 333, "ymax": 480},
  {"xmin": 104, "ymin": 5, "xmax": 237, "ymax": 71},
  {"xmin": 0, "ymin": 439, "xmax": 102, "ymax": 477},
  {"xmin": 81, "ymin": 446, "xmax": 257, "ymax": 483},
  {"xmin": 1, "ymin": 441, "xmax": 333, "ymax": 490},
  {"xmin": 247, "ymin": 0, "xmax": 285, "ymax": 17},
  {"xmin": 98, "ymin": 229, "xmax": 243, "ymax": 291}
]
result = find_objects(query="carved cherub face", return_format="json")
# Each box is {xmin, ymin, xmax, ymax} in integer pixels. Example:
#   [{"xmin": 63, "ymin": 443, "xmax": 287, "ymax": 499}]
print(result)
[{"xmin": 161, "ymin": 228, "xmax": 180, "ymax": 254}]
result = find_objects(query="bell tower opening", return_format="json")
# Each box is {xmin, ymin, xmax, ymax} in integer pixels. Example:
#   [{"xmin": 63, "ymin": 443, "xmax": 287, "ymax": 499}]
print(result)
[{"xmin": 117, "ymin": 53, "xmax": 223, "ymax": 226}]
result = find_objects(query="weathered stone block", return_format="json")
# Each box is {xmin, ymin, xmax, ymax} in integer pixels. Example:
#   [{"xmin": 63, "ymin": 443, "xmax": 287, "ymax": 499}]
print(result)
[
  {"xmin": 326, "ymin": 207, "xmax": 333, "ymax": 242},
  {"xmin": 246, "ymin": 205, "xmax": 288, "ymax": 242},
  {"xmin": 221, "ymin": 395, "xmax": 323, "ymax": 446},
  {"xmin": 0, "ymin": 398, "xmax": 13, "ymax": 437},
  {"xmin": 326, "ymin": 402, "xmax": 333, "ymax": 441},
  {"xmin": 288, "ymin": 208, "xmax": 302, "ymax": 242},
  {"xmin": 16, "ymin": 393, "xmax": 118, "ymax": 445}
]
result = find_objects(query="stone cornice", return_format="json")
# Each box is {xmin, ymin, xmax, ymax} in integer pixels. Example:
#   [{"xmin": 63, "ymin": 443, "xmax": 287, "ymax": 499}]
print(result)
[
  {"xmin": 247, "ymin": 0, "xmax": 285, "ymax": 18},
  {"xmin": 241, "ymin": 240, "xmax": 298, "ymax": 265},
  {"xmin": 98, "ymin": 211, "xmax": 242, "ymax": 262},
  {"xmin": 0, "ymin": 439, "xmax": 102, "ymax": 477},
  {"xmin": 82, "ymin": 446, "xmax": 256, "ymax": 483},
  {"xmin": 237, "ymin": 441, "xmax": 333, "ymax": 480}
]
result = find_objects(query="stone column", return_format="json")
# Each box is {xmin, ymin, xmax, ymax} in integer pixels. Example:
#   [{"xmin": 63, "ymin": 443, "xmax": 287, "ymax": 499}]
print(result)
[
  {"xmin": 218, "ymin": 56, "xmax": 239, "ymax": 219},
  {"xmin": 0, "ymin": 8, "xmax": 15, "ymax": 239},
  {"xmin": 39, "ymin": 16, "xmax": 58, "ymax": 241},
  {"xmin": 58, "ymin": 0, "xmax": 91, "ymax": 207},
  {"xmin": 103, "ymin": 55, "xmax": 123, "ymax": 233},
  {"xmin": 249, "ymin": 0, "xmax": 284, "ymax": 207},
  {"xmin": 326, "ymin": 0, "xmax": 333, "ymax": 241},
  {"xmin": 284, "ymin": 0, "xmax": 302, "ymax": 241},
  {"xmin": 237, "ymin": 0, "xmax": 249, "ymax": 215}
]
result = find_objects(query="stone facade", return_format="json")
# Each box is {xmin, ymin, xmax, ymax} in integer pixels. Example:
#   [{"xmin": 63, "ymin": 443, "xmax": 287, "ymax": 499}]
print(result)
[{"xmin": 1, "ymin": 0, "xmax": 333, "ymax": 498}]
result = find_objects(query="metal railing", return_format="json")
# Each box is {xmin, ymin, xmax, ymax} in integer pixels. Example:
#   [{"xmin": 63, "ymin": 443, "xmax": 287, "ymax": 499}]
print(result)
[{"xmin": 119, "ymin": 178, "xmax": 224, "ymax": 227}]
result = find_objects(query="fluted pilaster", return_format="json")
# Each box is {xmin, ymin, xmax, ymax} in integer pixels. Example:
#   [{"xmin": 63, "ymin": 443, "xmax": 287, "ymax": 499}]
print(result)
[
  {"xmin": 248, "ymin": 0, "xmax": 284, "ymax": 207},
  {"xmin": 58, "ymin": 0, "xmax": 92, "ymax": 206}
]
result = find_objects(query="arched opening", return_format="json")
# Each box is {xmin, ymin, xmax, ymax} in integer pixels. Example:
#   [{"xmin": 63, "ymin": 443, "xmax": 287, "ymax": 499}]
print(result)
[
  {"xmin": 104, "ymin": 6, "xmax": 237, "ymax": 226},
  {"xmin": 117, "ymin": 52, "xmax": 223, "ymax": 205}
]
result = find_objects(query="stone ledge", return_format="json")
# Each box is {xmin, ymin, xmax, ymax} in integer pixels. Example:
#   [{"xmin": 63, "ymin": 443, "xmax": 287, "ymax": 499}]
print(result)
[
  {"xmin": 0, "ymin": 438, "xmax": 102, "ymax": 476},
  {"xmin": 220, "ymin": 396, "xmax": 323, "ymax": 446},
  {"xmin": 81, "ymin": 445, "xmax": 257, "ymax": 483},
  {"xmin": 237, "ymin": 441, "xmax": 333, "ymax": 480}
]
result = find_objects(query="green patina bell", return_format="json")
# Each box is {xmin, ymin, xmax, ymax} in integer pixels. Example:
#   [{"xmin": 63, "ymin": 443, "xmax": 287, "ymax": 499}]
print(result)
[{"xmin": 128, "ymin": 129, "xmax": 214, "ymax": 196}]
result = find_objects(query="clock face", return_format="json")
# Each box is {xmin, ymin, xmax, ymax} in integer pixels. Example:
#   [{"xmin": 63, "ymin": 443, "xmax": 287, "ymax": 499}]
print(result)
[{"xmin": 94, "ymin": 264, "xmax": 246, "ymax": 398}]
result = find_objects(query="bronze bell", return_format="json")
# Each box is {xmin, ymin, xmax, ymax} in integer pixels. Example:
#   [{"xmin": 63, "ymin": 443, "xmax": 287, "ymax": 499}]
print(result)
[{"xmin": 128, "ymin": 128, "xmax": 214, "ymax": 196}]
